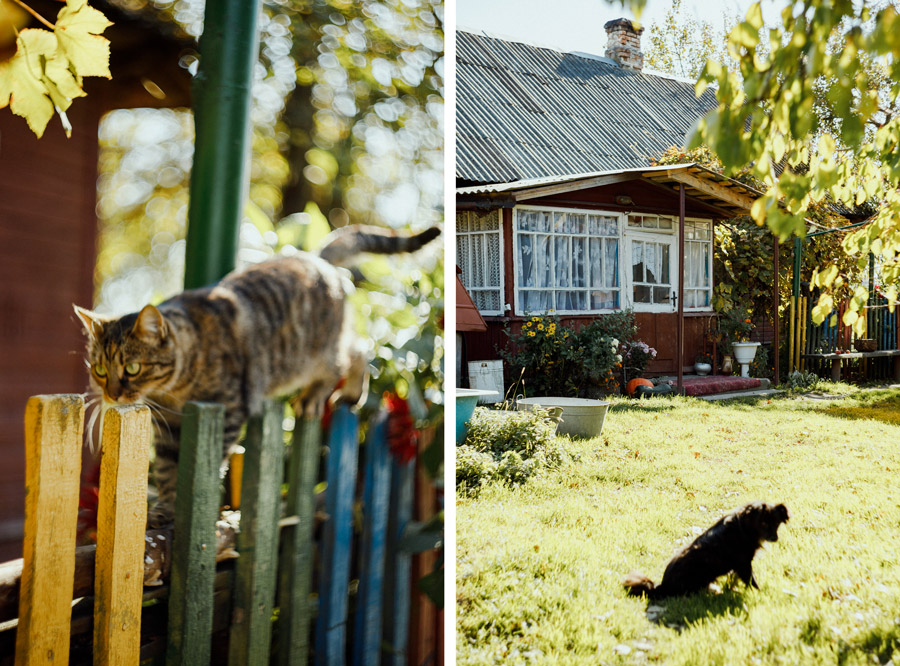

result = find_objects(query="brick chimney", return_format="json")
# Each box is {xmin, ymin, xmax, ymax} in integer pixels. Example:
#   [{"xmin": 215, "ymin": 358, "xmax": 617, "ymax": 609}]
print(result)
[{"xmin": 604, "ymin": 18, "xmax": 644, "ymax": 71}]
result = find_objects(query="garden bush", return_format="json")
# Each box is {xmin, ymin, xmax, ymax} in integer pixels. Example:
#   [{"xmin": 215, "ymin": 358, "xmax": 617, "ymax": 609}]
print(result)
[
  {"xmin": 501, "ymin": 310, "xmax": 638, "ymax": 397},
  {"xmin": 457, "ymin": 407, "xmax": 569, "ymax": 495}
]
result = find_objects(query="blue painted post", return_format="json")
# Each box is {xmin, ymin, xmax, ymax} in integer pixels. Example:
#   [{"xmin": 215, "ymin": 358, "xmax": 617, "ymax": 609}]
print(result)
[
  {"xmin": 351, "ymin": 414, "xmax": 392, "ymax": 666},
  {"xmin": 315, "ymin": 406, "xmax": 360, "ymax": 665},
  {"xmin": 381, "ymin": 458, "xmax": 415, "ymax": 666}
]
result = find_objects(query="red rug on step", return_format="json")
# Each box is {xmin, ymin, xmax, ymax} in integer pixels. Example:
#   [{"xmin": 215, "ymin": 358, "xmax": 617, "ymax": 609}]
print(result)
[{"xmin": 679, "ymin": 376, "xmax": 762, "ymax": 397}]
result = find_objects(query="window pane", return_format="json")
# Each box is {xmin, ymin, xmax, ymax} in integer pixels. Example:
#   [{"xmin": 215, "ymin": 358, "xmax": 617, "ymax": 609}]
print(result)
[
  {"xmin": 658, "ymin": 217, "xmax": 673, "ymax": 230},
  {"xmin": 486, "ymin": 233, "xmax": 501, "ymax": 287},
  {"xmin": 644, "ymin": 215, "xmax": 658, "ymax": 229},
  {"xmin": 518, "ymin": 234, "xmax": 534, "ymax": 287},
  {"xmin": 555, "ymin": 236, "xmax": 570, "ymax": 287},
  {"xmin": 521, "ymin": 290, "xmax": 552, "ymax": 312},
  {"xmin": 661, "ymin": 244, "xmax": 670, "ymax": 285},
  {"xmin": 632, "ymin": 241, "xmax": 644, "ymax": 282},
  {"xmin": 568, "ymin": 213, "xmax": 586, "ymax": 234},
  {"xmin": 591, "ymin": 290, "xmax": 618, "ymax": 310},
  {"xmin": 456, "ymin": 212, "xmax": 469, "ymax": 233},
  {"xmin": 645, "ymin": 243, "xmax": 659, "ymax": 284},
  {"xmin": 572, "ymin": 237, "xmax": 586, "ymax": 287},
  {"xmin": 653, "ymin": 286, "xmax": 670, "ymax": 304},
  {"xmin": 457, "ymin": 235, "xmax": 469, "ymax": 282},
  {"xmin": 589, "ymin": 238, "xmax": 603, "ymax": 287},
  {"xmin": 472, "ymin": 231, "xmax": 485, "ymax": 286},
  {"xmin": 634, "ymin": 285, "xmax": 651, "ymax": 303},
  {"xmin": 605, "ymin": 238, "xmax": 619, "ymax": 288},
  {"xmin": 536, "ymin": 235, "xmax": 552, "ymax": 287},
  {"xmin": 628, "ymin": 215, "xmax": 642, "ymax": 228}
]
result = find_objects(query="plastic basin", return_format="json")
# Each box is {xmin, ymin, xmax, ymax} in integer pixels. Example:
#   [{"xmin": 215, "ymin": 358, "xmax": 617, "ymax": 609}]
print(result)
[{"xmin": 456, "ymin": 388, "xmax": 499, "ymax": 443}]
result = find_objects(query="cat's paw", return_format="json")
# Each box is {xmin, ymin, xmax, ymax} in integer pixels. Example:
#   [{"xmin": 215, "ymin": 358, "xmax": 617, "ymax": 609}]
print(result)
[{"xmin": 147, "ymin": 502, "xmax": 175, "ymax": 528}]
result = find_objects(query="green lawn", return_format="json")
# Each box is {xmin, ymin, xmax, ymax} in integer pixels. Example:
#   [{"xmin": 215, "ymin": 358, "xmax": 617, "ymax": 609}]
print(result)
[{"xmin": 456, "ymin": 386, "xmax": 900, "ymax": 665}]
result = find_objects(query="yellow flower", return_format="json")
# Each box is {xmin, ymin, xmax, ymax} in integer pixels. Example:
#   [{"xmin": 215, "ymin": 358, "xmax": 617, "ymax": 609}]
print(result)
[
  {"xmin": 537, "ymin": 323, "xmax": 544, "ymax": 330},
  {"xmin": 527, "ymin": 331, "xmax": 536, "ymax": 337},
  {"xmin": 548, "ymin": 324, "xmax": 556, "ymax": 335},
  {"xmin": 523, "ymin": 321, "xmax": 531, "ymax": 329}
]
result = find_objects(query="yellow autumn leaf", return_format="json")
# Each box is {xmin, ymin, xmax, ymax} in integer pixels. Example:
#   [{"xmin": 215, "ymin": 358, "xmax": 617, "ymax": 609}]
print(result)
[
  {"xmin": 55, "ymin": 0, "xmax": 112, "ymax": 79},
  {"xmin": 4, "ymin": 29, "xmax": 61, "ymax": 137}
]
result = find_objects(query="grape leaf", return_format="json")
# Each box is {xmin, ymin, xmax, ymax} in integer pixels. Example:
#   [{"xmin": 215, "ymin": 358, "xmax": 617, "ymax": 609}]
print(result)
[{"xmin": 54, "ymin": 0, "xmax": 112, "ymax": 79}]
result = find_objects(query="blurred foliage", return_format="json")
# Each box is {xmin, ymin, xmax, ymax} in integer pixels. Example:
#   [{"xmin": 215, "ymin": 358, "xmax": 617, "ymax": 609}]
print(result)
[
  {"xmin": 652, "ymin": 146, "xmax": 866, "ymax": 330},
  {"xmin": 688, "ymin": 0, "xmax": 900, "ymax": 335},
  {"xmin": 94, "ymin": 0, "xmax": 444, "ymax": 438}
]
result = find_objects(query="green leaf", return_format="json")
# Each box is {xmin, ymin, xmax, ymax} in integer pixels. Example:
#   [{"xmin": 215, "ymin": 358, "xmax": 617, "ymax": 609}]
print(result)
[{"xmin": 54, "ymin": 0, "xmax": 112, "ymax": 79}]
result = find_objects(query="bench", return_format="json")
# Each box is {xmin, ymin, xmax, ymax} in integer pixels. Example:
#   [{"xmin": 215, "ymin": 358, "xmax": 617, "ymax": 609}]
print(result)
[{"xmin": 801, "ymin": 350, "xmax": 900, "ymax": 382}]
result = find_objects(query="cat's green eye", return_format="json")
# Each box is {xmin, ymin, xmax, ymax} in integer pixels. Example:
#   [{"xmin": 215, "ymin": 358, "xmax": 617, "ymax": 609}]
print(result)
[
  {"xmin": 124, "ymin": 362, "xmax": 141, "ymax": 376},
  {"xmin": 94, "ymin": 364, "xmax": 107, "ymax": 378}
]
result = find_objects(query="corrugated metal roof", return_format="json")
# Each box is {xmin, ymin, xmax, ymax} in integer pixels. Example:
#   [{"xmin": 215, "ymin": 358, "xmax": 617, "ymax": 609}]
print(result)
[{"xmin": 456, "ymin": 30, "xmax": 718, "ymax": 184}]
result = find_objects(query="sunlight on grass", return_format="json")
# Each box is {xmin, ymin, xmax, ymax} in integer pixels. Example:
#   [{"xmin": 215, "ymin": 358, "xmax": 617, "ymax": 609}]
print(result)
[{"xmin": 456, "ymin": 389, "xmax": 900, "ymax": 665}]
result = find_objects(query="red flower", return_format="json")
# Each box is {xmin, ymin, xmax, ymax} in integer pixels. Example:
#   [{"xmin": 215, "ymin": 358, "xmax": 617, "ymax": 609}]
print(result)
[{"xmin": 383, "ymin": 392, "xmax": 418, "ymax": 464}]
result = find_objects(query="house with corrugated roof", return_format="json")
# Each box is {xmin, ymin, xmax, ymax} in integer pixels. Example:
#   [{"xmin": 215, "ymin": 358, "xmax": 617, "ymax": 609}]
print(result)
[{"xmin": 455, "ymin": 19, "xmax": 768, "ymax": 390}]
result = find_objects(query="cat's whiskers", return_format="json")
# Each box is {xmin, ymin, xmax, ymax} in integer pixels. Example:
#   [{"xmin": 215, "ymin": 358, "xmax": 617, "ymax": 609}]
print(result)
[{"xmin": 141, "ymin": 398, "xmax": 176, "ymax": 442}]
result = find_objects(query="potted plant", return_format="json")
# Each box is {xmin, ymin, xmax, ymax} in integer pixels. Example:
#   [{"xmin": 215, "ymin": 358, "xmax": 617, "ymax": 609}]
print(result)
[
  {"xmin": 694, "ymin": 353, "xmax": 713, "ymax": 376},
  {"xmin": 720, "ymin": 306, "xmax": 759, "ymax": 377}
]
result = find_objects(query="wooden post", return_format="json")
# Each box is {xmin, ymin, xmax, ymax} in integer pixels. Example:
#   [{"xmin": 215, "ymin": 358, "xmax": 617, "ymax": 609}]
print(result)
[
  {"xmin": 315, "ymin": 406, "xmax": 360, "ymax": 663},
  {"xmin": 167, "ymin": 403, "xmax": 224, "ymax": 666},
  {"xmin": 277, "ymin": 417, "xmax": 323, "ymax": 666},
  {"xmin": 788, "ymin": 297, "xmax": 796, "ymax": 374},
  {"xmin": 352, "ymin": 414, "xmax": 392, "ymax": 666},
  {"xmin": 677, "ymin": 185, "xmax": 685, "ymax": 393},
  {"xmin": 228, "ymin": 401, "xmax": 284, "ymax": 666},
  {"xmin": 773, "ymin": 237, "xmax": 780, "ymax": 384},
  {"xmin": 799, "ymin": 296, "xmax": 809, "ymax": 371},
  {"xmin": 16, "ymin": 395, "xmax": 84, "ymax": 666},
  {"xmin": 94, "ymin": 405, "xmax": 152, "ymax": 666}
]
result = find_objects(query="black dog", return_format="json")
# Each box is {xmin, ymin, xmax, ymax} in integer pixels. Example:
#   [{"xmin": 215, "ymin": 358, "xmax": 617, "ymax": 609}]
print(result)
[{"xmin": 624, "ymin": 501, "xmax": 789, "ymax": 599}]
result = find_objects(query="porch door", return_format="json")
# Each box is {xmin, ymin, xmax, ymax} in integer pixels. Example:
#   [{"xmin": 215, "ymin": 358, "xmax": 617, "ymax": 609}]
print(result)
[{"xmin": 627, "ymin": 232, "xmax": 676, "ymax": 312}]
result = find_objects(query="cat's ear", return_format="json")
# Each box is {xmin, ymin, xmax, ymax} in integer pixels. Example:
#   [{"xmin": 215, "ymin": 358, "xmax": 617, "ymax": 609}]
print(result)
[
  {"xmin": 73, "ymin": 305, "xmax": 104, "ymax": 339},
  {"xmin": 133, "ymin": 304, "xmax": 168, "ymax": 342}
]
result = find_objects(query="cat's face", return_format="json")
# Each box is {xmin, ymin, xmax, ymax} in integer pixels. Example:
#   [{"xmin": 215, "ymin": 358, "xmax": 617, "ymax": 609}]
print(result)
[{"xmin": 74, "ymin": 304, "xmax": 176, "ymax": 405}]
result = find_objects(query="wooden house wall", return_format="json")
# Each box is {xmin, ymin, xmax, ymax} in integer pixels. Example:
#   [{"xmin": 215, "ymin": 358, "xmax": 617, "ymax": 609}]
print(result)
[
  {"xmin": 460, "ymin": 184, "xmax": 725, "ymax": 385},
  {"xmin": 0, "ymin": 103, "xmax": 103, "ymax": 559}
]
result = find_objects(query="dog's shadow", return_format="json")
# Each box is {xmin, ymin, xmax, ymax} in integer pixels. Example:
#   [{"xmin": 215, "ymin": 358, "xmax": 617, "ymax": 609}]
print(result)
[{"xmin": 643, "ymin": 586, "xmax": 748, "ymax": 631}]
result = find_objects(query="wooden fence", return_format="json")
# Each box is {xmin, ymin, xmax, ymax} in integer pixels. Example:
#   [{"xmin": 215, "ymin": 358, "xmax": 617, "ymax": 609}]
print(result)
[
  {"xmin": 0, "ymin": 395, "xmax": 442, "ymax": 665},
  {"xmin": 789, "ymin": 292, "xmax": 900, "ymax": 380}
]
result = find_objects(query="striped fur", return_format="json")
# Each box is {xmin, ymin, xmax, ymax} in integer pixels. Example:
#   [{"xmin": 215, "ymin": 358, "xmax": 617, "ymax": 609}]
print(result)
[{"xmin": 75, "ymin": 225, "xmax": 439, "ymax": 527}]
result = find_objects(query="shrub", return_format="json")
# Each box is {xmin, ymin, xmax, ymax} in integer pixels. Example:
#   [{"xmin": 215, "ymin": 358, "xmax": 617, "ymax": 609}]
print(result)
[
  {"xmin": 786, "ymin": 370, "xmax": 820, "ymax": 391},
  {"xmin": 457, "ymin": 407, "xmax": 569, "ymax": 495},
  {"xmin": 749, "ymin": 344, "xmax": 773, "ymax": 379},
  {"xmin": 501, "ymin": 310, "xmax": 636, "ymax": 397}
]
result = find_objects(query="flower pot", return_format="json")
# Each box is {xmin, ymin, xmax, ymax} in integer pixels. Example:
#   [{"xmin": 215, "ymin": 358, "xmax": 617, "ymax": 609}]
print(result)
[
  {"xmin": 731, "ymin": 342, "xmax": 760, "ymax": 377},
  {"xmin": 694, "ymin": 362, "xmax": 712, "ymax": 376},
  {"xmin": 456, "ymin": 388, "xmax": 499, "ymax": 443},
  {"xmin": 517, "ymin": 397, "xmax": 610, "ymax": 439}
]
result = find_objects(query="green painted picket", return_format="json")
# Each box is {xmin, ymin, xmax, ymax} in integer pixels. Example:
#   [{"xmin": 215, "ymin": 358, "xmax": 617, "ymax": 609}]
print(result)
[{"xmin": 160, "ymin": 400, "xmax": 416, "ymax": 665}]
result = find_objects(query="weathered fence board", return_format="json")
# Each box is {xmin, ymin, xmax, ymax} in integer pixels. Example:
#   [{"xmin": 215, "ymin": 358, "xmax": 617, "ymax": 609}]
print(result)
[
  {"xmin": 352, "ymin": 415, "xmax": 391, "ymax": 666},
  {"xmin": 277, "ymin": 417, "xmax": 322, "ymax": 666},
  {"xmin": 167, "ymin": 402, "xmax": 224, "ymax": 666},
  {"xmin": 228, "ymin": 401, "xmax": 284, "ymax": 666},
  {"xmin": 15, "ymin": 395, "xmax": 85, "ymax": 666},
  {"xmin": 381, "ymin": 458, "xmax": 415, "ymax": 666},
  {"xmin": 93, "ymin": 404, "xmax": 152, "ymax": 666},
  {"xmin": 315, "ymin": 406, "xmax": 360, "ymax": 665}
]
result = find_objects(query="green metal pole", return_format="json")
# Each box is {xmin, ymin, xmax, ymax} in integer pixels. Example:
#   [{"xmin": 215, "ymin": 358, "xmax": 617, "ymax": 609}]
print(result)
[{"xmin": 183, "ymin": 0, "xmax": 262, "ymax": 290}]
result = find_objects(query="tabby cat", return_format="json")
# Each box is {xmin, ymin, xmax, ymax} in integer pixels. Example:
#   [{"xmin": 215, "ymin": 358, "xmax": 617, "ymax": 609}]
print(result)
[{"xmin": 75, "ymin": 225, "xmax": 440, "ymax": 527}]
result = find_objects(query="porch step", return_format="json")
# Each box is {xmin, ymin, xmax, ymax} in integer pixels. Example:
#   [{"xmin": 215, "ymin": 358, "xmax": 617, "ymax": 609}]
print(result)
[{"xmin": 699, "ymin": 388, "xmax": 783, "ymax": 401}]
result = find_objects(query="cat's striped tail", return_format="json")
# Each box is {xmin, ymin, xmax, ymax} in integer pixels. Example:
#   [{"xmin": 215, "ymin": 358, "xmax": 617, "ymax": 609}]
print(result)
[{"xmin": 317, "ymin": 225, "xmax": 441, "ymax": 267}]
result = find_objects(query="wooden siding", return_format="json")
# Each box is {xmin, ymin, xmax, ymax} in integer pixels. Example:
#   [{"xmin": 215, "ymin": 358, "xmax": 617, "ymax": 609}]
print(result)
[{"xmin": 0, "ymin": 103, "xmax": 102, "ymax": 560}]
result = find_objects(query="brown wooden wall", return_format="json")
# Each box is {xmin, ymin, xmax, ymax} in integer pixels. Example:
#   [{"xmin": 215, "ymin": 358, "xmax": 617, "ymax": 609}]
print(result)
[
  {"xmin": 462, "ymin": 312, "xmax": 718, "ymax": 385},
  {"xmin": 0, "ymin": 103, "xmax": 102, "ymax": 559}
]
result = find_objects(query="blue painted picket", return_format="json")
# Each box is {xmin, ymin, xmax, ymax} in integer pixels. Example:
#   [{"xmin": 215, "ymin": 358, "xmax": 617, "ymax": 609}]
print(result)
[{"xmin": 352, "ymin": 414, "xmax": 392, "ymax": 666}]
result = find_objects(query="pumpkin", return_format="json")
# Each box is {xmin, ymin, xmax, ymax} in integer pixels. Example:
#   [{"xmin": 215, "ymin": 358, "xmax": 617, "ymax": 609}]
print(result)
[{"xmin": 626, "ymin": 378, "xmax": 654, "ymax": 398}]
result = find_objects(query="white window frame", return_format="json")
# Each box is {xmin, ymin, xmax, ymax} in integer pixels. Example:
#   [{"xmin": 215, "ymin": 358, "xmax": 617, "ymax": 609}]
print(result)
[
  {"xmin": 624, "ymin": 229, "xmax": 677, "ymax": 313},
  {"xmin": 456, "ymin": 210, "xmax": 505, "ymax": 316},
  {"xmin": 512, "ymin": 205, "xmax": 624, "ymax": 315},
  {"xmin": 511, "ymin": 206, "xmax": 716, "ymax": 316},
  {"xmin": 682, "ymin": 218, "xmax": 714, "ymax": 312}
]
